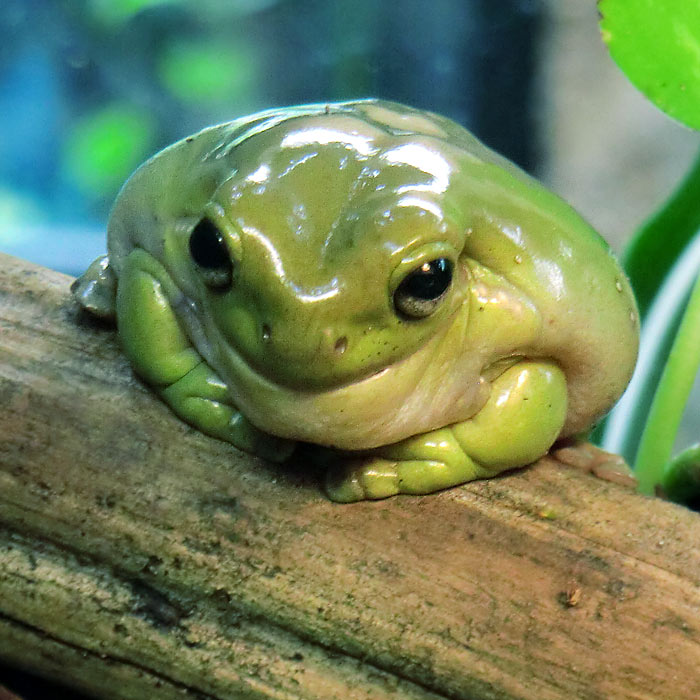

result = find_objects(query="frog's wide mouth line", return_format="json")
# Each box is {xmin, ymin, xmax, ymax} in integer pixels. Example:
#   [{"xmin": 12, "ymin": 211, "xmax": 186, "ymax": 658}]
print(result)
[
  {"xmin": 216, "ymin": 330, "xmax": 416, "ymax": 397},
  {"xmin": 209, "ymin": 326, "xmax": 455, "ymax": 447},
  {"xmin": 218, "ymin": 295, "xmax": 472, "ymax": 397}
]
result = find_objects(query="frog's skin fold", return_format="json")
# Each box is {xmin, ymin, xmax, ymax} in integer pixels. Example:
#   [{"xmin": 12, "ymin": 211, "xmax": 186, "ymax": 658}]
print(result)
[{"xmin": 72, "ymin": 99, "xmax": 639, "ymax": 502}]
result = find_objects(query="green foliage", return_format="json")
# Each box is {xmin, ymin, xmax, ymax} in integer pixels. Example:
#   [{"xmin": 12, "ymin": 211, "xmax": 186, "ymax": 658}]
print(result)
[
  {"xmin": 599, "ymin": 0, "xmax": 700, "ymax": 504},
  {"xmin": 634, "ymin": 268, "xmax": 700, "ymax": 494},
  {"xmin": 599, "ymin": 0, "xmax": 700, "ymax": 130},
  {"xmin": 662, "ymin": 444, "xmax": 700, "ymax": 504},
  {"xmin": 158, "ymin": 41, "xmax": 256, "ymax": 103},
  {"xmin": 623, "ymin": 151, "xmax": 700, "ymax": 319},
  {"xmin": 62, "ymin": 104, "xmax": 155, "ymax": 199}
]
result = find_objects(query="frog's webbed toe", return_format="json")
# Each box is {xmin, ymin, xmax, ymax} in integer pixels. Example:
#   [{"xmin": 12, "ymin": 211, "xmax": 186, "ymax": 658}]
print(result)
[
  {"xmin": 325, "ymin": 458, "xmax": 401, "ymax": 502},
  {"xmin": 71, "ymin": 255, "xmax": 117, "ymax": 320},
  {"xmin": 551, "ymin": 440, "xmax": 637, "ymax": 488}
]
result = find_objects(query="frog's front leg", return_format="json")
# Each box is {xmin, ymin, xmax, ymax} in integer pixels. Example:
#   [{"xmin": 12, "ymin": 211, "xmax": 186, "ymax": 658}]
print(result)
[
  {"xmin": 116, "ymin": 249, "xmax": 295, "ymax": 463},
  {"xmin": 325, "ymin": 360, "xmax": 567, "ymax": 502}
]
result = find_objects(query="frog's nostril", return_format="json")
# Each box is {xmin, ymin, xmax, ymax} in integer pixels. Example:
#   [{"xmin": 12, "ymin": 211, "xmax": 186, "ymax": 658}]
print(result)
[
  {"xmin": 261, "ymin": 323, "xmax": 272, "ymax": 342},
  {"xmin": 334, "ymin": 336, "xmax": 348, "ymax": 355}
]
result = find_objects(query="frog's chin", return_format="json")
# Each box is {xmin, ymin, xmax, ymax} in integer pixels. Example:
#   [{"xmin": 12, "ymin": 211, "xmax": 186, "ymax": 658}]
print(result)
[{"xmin": 208, "ymin": 320, "xmax": 488, "ymax": 451}]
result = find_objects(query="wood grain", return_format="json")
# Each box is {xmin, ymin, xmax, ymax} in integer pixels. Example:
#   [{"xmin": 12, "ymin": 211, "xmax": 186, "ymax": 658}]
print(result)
[{"xmin": 1, "ymin": 252, "xmax": 699, "ymax": 699}]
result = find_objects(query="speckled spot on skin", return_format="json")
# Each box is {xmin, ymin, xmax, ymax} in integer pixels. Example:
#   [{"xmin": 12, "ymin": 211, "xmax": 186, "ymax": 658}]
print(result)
[
  {"xmin": 334, "ymin": 336, "xmax": 348, "ymax": 355},
  {"xmin": 514, "ymin": 255, "xmax": 523, "ymax": 265}
]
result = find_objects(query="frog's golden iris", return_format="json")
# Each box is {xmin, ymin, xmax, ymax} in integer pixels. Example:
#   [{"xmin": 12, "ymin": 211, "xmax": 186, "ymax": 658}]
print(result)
[{"xmin": 72, "ymin": 100, "xmax": 638, "ymax": 502}]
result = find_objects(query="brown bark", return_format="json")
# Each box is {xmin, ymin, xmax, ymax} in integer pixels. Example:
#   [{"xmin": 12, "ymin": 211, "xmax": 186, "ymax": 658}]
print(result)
[{"xmin": 1, "ymin": 252, "xmax": 699, "ymax": 700}]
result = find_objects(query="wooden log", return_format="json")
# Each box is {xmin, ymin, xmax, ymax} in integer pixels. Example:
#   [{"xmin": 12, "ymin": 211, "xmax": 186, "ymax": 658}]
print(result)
[{"xmin": 1, "ymin": 251, "xmax": 699, "ymax": 700}]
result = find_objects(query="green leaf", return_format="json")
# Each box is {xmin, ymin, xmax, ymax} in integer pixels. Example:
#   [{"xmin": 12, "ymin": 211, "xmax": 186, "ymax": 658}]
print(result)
[
  {"xmin": 634, "ymin": 256, "xmax": 700, "ymax": 494},
  {"xmin": 623, "ymin": 148, "xmax": 700, "ymax": 318},
  {"xmin": 63, "ymin": 104, "xmax": 155, "ymax": 199},
  {"xmin": 599, "ymin": 0, "xmax": 700, "ymax": 130},
  {"xmin": 662, "ymin": 443, "xmax": 700, "ymax": 507}
]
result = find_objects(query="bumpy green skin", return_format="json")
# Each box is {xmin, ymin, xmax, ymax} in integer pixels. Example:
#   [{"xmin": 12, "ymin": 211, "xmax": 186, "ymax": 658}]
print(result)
[{"xmin": 72, "ymin": 100, "xmax": 639, "ymax": 502}]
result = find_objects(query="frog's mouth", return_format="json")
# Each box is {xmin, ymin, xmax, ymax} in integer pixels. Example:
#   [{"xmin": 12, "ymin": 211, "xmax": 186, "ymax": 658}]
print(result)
[{"xmin": 195, "ymin": 309, "xmax": 486, "ymax": 450}]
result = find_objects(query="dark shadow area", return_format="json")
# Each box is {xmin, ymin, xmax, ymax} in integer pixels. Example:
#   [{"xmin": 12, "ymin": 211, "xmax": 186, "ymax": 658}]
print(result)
[{"xmin": 0, "ymin": 663, "xmax": 94, "ymax": 700}]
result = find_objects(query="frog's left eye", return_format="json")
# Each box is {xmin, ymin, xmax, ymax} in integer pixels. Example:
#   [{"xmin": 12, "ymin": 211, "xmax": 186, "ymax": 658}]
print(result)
[
  {"xmin": 189, "ymin": 218, "xmax": 233, "ymax": 291},
  {"xmin": 394, "ymin": 258, "xmax": 453, "ymax": 319}
]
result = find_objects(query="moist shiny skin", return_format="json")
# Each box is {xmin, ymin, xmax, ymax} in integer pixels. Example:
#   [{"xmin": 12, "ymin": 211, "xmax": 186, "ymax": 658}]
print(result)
[{"xmin": 73, "ymin": 99, "xmax": 639, "ymax": 501}]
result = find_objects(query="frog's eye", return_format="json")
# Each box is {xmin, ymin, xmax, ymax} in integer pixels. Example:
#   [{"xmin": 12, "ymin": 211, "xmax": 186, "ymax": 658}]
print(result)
[
  {"xmin": 394, "ymin": 258, "xmax": 453, "ymax": 319},
  {"xmin": 189, "ymin": 218, "xmax": 233, "ymax": 291}
]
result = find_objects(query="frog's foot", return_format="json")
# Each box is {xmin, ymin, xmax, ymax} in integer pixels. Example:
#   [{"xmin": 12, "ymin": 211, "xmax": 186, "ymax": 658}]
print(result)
[
  {"xmin": 160, "ymin": 361, "xmax": 295, "ymax": 463},
  {"xmin": 117, "ymin": 248, "xmax": 295, "ymax": 463},
  {"xmin": 325, "ymin": 458, "xmax": 399, "ymax": 502},
  {"xmin": 71, "ymin": 255, "xmax": 117, "ymax": 320},
  {"xmin": 551, "ymin": 439, "xmax": 637, "ymax": 488},
  {"xmin": 325, "ymin": 450, "xmax": 486, "ymax": 503},
  {"xmin": 325, "ymin": 360, "xmax": 568, "ymax": 503}
]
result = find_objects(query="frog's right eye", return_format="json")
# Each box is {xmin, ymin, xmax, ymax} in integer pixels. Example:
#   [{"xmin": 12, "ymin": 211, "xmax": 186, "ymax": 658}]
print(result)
[{"xmin": 189, "ymin": 218, "xmax": 233, "ymax": 291}]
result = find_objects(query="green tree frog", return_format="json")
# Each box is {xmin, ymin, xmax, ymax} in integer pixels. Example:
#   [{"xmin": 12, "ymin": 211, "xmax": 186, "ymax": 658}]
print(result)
[{"xmin": 72, "ymin": 100, "xmax": 639, "ymax": 502}]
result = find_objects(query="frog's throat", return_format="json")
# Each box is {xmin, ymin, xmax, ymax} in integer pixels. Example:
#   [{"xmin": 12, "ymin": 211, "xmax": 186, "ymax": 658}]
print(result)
[{"xmin": 192, "ymin": 310, "xmax": 487, "ymax": 451}]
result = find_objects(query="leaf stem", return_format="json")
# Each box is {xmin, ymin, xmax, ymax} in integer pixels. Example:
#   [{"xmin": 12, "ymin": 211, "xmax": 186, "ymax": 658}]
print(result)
[
  {"xmin": 635, "ymin": 270, "xmax": 700, "ymax": 493},
  {"xmin": 623, "ymin": 147, "xmax": 700, "ymax": 319}
]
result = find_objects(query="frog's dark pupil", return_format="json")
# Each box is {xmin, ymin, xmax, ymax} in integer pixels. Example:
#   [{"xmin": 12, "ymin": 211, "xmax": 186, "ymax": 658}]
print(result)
[
  {"xmin": 189, "ymin": 218, "xmax": 230, "ymax": 269},
  {"xmin": 401, "ymin": 258, "xmax": 452, "ymax": 300}
]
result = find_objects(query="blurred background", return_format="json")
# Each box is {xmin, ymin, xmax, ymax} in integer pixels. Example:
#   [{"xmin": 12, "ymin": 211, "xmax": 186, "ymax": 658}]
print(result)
[{"xmin": 0, "ymin": 0, "xmax": 698, "ymax": 277}]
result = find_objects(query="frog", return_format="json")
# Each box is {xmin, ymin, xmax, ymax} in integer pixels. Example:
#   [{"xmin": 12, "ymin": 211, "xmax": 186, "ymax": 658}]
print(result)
[{"xmin": 72, "ymin": 99, "xmax": 639, "ymax": 502}]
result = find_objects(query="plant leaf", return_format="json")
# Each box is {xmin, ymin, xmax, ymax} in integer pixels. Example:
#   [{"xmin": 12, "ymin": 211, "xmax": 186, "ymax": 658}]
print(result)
[
  {"xmin": 623, "ymin": 149, "xmax": 700, "ymax": 318},
  {"xmin": 599, "ymin": 0, "xmax": 700, "ymax": 130}
]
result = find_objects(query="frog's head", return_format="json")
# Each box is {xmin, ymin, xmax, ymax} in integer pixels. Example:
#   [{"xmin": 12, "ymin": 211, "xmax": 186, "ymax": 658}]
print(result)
[{"xmin": 173, "ymin": 109, "xmax": 474, "ymax": 394}]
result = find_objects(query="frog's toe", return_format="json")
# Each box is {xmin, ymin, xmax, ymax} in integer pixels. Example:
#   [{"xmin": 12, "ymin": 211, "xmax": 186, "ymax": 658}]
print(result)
[
  {"xmin": 324, "ymin": 468, "xmax": 365, "ymax": 503},
  {"xmin": 324, "ymin": 459, "xmax": 400, "ymax": 503},
  {"xmin": 552, "ymin": 440, "xmax": 637, "ymax": 488},
  {"xmin": 71, "ymin": 255, "xmax": 117, "ymax": 320}
]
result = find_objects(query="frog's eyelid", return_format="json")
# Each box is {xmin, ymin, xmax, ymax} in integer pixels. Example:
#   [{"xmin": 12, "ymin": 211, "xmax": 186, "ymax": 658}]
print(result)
[{"xmin": 201, "ymin": 203, "xmax": 244, "ymax": 259}]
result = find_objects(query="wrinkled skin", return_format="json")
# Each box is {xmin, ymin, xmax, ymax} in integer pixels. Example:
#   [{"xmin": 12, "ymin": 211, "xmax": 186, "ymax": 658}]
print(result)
[{"xmin": 72, "ymin": 100, "xmax": 639, "ymax": 502}]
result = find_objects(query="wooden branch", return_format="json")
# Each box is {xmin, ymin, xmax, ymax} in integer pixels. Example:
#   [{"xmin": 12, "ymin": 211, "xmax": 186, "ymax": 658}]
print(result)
[{"xmin": 1, "ymin": 252, "xmax": 700, "ymax": 700}]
